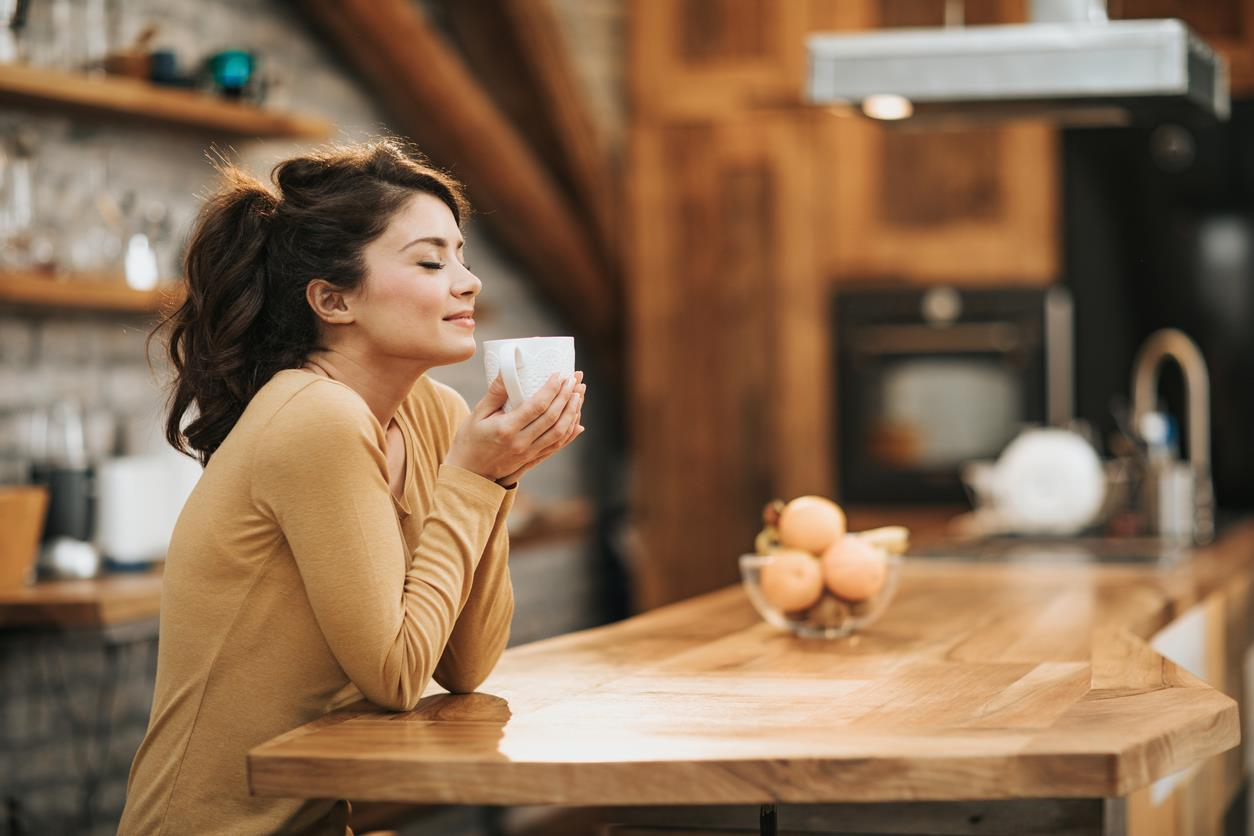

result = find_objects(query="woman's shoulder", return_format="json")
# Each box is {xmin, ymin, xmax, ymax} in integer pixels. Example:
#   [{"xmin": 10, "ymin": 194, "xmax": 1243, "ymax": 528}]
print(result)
[{"xmin": 251, "ymin": 369, "xmax": 379, "ymax": 439}]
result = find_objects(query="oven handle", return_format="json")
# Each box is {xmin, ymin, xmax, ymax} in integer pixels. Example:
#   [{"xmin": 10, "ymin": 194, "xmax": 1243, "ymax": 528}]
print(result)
[{"xmin": 848, "ymin": 322, "xmax": 1034, "ymax": 355}]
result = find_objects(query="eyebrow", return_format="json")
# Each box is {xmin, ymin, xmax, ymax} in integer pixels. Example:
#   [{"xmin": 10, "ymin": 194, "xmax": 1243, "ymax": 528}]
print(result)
[{"xmin": 399, "ymin": 236, "xmax": 464, "ymax": 253}]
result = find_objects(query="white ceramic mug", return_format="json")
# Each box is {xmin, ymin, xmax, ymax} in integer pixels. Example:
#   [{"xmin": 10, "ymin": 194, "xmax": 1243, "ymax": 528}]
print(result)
[{"xmin": 482, "ymin": 337, "xmax": 575, "ymax": 412}]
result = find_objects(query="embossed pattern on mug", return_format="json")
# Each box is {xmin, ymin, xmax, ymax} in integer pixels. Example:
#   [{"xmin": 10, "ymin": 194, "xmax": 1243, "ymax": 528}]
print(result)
[{"xmin": 484, "ymin": 339, "xmax": 575, "ymax": 411}]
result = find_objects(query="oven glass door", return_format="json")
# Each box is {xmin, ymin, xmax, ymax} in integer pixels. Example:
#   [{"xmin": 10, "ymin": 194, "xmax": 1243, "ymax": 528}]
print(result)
[
  {"xmin": 867, "ymin": 355, "xmax": 1023, "ymax": 469},
  {"xmin": 838, "ymin": 320, "xmax": 1045, "ymax": 503}
]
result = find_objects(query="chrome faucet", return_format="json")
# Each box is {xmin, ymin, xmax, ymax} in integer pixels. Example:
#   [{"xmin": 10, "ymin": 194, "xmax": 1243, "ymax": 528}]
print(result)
[{"xmin": 1130, "ymin": 328, "xmax": 1214, "ymax": 544}]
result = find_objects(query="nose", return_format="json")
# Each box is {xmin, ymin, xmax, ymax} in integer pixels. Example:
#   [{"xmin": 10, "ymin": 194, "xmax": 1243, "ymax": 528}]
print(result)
[{"xmin": 453, "ymin": 263, "xmax": 481, "ymax": 297}]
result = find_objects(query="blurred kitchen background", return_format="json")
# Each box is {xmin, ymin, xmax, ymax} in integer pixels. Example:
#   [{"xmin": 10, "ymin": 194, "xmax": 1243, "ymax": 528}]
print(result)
[{"xmin": 0, "ymin": 0, "xmax": 1252, "ymax": 833}]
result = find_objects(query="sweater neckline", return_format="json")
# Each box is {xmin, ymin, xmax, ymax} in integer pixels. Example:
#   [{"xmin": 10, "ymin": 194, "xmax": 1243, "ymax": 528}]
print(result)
[{"xmin": 389, "ymin": 409, "xmax": 416, "ymax": 517}]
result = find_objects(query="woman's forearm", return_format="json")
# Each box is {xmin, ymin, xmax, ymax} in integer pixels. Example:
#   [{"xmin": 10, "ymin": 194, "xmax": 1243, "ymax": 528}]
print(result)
[{"xmin": 433, "ymin": 489, "xmax": 517, "ymax": 694}]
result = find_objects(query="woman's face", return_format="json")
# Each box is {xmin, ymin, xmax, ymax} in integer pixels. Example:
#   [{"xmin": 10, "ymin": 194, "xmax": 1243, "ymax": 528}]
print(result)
[{"xmin": 349, "ymin": 191, "xmax": 481, "ymax": 367}]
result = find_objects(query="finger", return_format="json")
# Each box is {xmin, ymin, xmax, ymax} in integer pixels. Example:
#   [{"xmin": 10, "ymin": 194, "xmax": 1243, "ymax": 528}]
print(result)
[
  {"xmin": 518, "ymin": 375, "xmax": 577, "ymax": 442},
  {"xmin": 560, "ymin": 402, "xmax": 583, "ymax": 445},
  {"xmin": 534, "ymin": 420, "xmax": 584, "ymax": 465},
  {"xmin": 527, "ymin": 388, "xmax": 581, "ymax": 450},
  {"xmin": 507, "ymin": 373, "xmax": 565, "ymax": 429},
  {"xmin": 565, "ymin": 411, "xmax": 583, "ymax": 444},
  {"xmin": 474, "ymin": 373, "xmax": 510, "ymax": 418}
]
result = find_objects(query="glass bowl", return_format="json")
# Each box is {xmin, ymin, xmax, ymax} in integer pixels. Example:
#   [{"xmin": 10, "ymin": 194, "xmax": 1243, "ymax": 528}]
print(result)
[{"xmin": 738, "ymin": 552, "xmax": 902, "ymax": 639}]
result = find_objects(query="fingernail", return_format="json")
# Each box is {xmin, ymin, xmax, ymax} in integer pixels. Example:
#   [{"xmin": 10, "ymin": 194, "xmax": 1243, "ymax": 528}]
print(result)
[{"xmin": 578, "ymin": 424, "xmax": 585, "ymax": 432}]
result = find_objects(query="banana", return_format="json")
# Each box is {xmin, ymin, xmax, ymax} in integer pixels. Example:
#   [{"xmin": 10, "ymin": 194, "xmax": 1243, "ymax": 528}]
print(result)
[
  {"xmin": 754, "ymin": 526, "xmax": 782, "ymax": 555},
  {"xmin": 853, "ymin": 525, "xmax": 910, "ymax": 556}
]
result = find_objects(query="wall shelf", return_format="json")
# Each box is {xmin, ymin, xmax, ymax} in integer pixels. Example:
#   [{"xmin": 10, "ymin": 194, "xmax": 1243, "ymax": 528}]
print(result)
[
  {"xmin": 0, "ymin": 272, "xmax": 185, "ymax": 313},
  {"xmin": 0, "ymin": 63, "xmax": 332, "ymax": 139}
]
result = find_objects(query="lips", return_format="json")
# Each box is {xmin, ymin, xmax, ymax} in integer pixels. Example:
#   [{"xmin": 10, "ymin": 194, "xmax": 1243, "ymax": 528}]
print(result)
[{"xmin": 443, "ymin": 310, "xmax": 474, "ymax": 321}]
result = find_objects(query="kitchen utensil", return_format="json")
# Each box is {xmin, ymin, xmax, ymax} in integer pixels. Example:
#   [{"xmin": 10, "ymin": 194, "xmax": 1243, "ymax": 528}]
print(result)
[
  {"xmin": 0, "ymin": 484, "xmax": 48, "ymax": 590},
  {"xmin": 41, "ymin": 535, "xmax": 99, "ymax": 579},
  {"xmin": 482, "ymin": 337, "xmax": 575, "ymax": 413},
  {"xmin": 0, "ymin": 0, "xmax": 27, "ymax": 64},
  {"xmin": 95, "ymin": 451, "xmax": 200, "ymax": 566},
  {"xmin": 29, "ymin": 400, "xmax": 99, "ymax": 580},
  {"xmin": 207, "ymin": 49, "xmax": 254, "ymax": 98},
  {"xmin": 963, "ymin": 427, "xmax": 1107, "ymax": 536},
  {"xmin": 102, "ymin": 21, "xmax": 156, "ymax": 78}
]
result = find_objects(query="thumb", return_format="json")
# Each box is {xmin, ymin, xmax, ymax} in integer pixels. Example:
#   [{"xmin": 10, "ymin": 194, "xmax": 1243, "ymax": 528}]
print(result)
[{"xmin": 475, "ymin": 373, "xmax": 509, "ymax": 417}]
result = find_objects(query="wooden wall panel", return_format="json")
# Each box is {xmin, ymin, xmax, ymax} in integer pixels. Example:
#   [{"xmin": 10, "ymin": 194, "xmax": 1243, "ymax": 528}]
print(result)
[{"xmin": 627, "ymin": 116, "xmax": 830, "ymax": 610}]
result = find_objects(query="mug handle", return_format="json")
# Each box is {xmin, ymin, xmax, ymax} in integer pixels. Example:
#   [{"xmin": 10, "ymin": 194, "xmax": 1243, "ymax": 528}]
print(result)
[{"xmin": 499, "ymin": 345, "xmax": 525, "ymax": 410}]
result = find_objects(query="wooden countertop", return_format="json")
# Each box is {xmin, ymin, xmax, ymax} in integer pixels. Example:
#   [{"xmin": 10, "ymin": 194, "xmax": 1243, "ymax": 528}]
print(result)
[
  {"xmin": 248, "ymin": 523, "xmax": 1254, "ymax": 807},
  {"xmin": 0, "ymin": 570, "xmax": 163, "ymax": 629}
]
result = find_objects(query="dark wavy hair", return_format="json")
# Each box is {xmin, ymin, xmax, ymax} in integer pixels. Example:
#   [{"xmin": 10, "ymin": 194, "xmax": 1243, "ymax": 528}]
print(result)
[{"xmin": 151, "ymin": 139, "xmax": 469, "ymax": 466}]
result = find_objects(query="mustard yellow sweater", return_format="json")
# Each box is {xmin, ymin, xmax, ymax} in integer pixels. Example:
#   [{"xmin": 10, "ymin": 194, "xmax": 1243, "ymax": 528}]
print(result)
[{"xmin": 119, "ymin": 369, "xmax": 515, "ymax": 835}]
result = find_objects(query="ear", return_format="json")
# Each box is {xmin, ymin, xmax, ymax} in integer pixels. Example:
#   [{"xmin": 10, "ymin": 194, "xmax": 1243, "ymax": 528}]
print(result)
[{"xmin": 305, "ymin": 278, "xmax": 356, "ymax": 326}]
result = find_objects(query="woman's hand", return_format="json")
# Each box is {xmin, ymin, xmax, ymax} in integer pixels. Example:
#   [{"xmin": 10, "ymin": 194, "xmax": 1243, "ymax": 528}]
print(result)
[{"xmin": 445, "ymin": 371, "xmax": 586, "ymax": 487}]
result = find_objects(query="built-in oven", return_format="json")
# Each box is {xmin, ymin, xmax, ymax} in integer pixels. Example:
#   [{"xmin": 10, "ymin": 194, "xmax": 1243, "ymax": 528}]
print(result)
[{"xmin": 834, "ymin": 285, "xmax": 1073, "ymax": 504}]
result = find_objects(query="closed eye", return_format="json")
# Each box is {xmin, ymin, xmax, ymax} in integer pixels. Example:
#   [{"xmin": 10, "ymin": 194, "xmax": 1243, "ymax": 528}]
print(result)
[{"xmin": 419, "ymin": 262, "xmax": 445, "ymax": 270}]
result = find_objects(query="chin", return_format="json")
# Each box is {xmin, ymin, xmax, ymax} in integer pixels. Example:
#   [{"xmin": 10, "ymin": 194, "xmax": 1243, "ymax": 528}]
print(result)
[{"xmin": 445, "ymin": 338, "xmax": 478, "ymax": 365}]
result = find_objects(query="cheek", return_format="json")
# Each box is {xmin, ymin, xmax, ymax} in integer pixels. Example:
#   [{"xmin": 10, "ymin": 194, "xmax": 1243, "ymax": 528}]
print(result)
[
  {"xmin": 375, "ymin": 275, "xmax": 444, "ymax": 315},
  {"xmin": 379, "ymin": 280, "xmax": 454, "ymax": 343}
]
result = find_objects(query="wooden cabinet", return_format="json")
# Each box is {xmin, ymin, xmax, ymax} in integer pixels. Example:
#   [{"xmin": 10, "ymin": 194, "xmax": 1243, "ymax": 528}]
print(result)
[
  {"xmin": 815, "ymin": 0, "xmax": 1058, "ymax": 285},
  {"xmin": 631, "ymin": 0, "xmax": 1058, "ymax": 284},
  {"xmin": 629, "ymin": 1, "xmax": 828, "ymax": 121},
  {"xmin": 627, "ymin": 0, "xmax": 1059, "ymax": 609},
  {"xmin": 628, "ymin": 114, "xmax": 831, "ymax": 609},
  {"xmin": 817, "ymin": 117, "xmax": 1058, "ymax": 284}
]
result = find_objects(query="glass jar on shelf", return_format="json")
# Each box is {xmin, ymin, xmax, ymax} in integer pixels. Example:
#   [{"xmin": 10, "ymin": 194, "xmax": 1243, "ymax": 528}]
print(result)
[
  {"xmin": 59, "ymin": 145, "xmax": 125, "ymax": 280},
  {"xmin": 0, "ymin": 127, "xmax": 58, "ymax": 273},
  {"xmin": 23, "ymin": 0, "xmax": 73, "ymax": 70}
]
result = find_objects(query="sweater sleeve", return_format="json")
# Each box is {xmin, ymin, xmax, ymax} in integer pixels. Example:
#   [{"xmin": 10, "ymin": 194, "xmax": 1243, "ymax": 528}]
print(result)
[
  {"xmin": 252, "ymin": 381, "xmax": 506, "ymax": 711},
  {"xmin": 430, "ymin": 385, "xmax": 517, "ymax": 694}
]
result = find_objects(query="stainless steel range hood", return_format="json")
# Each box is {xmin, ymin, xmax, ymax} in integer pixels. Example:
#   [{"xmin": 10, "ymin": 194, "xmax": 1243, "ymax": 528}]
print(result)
[{"xmin": 806, "ymin": 0, "xmax": 1229, "ymax": 125}]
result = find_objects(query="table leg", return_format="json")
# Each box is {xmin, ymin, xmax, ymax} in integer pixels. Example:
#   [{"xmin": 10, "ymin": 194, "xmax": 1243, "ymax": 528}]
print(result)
[{"xmin": 760, "ymin": 804, "xmax": 775, "ymax": 836}]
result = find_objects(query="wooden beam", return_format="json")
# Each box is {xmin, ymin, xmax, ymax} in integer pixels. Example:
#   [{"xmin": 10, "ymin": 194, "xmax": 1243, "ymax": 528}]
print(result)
[
  {"xmin": 446, "ymin": 0, "xmax": 621, "ymax": 267},
  {"xmin": 295, "ymin": 0, "xmax": 619, "ymax": 374}
]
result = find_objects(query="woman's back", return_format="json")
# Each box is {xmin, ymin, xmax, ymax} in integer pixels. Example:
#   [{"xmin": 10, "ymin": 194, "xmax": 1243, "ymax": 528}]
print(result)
[{"xmin": 120, "ymin": 369, "xmax": 510, "ymax": 835}]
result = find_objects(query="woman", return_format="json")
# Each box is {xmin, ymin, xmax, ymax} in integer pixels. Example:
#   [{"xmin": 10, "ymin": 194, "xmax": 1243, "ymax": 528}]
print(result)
[{"xmin": 119, "ymin": 140, "xmax": 585, "ymax": 834}]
